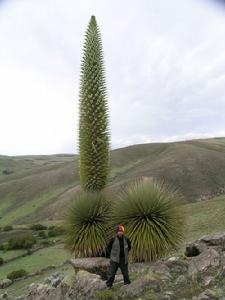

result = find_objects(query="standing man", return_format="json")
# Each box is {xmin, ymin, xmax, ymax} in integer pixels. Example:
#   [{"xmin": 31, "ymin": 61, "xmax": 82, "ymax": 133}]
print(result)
[{"xmin": 106, "ymin": 224, "xmax": 131, "ymax": 288}]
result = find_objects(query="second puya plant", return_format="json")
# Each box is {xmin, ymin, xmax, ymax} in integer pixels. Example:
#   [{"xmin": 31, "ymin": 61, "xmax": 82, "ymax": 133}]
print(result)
[{"xmin": 64, "ymin": 16, "xmax": 184, "ymax": 261}]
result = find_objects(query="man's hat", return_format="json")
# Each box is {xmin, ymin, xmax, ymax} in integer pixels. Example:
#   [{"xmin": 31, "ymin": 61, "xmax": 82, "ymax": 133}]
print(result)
[{"xmin": 116, "ymin": 224, "xmax": 125, "ymax": 233}]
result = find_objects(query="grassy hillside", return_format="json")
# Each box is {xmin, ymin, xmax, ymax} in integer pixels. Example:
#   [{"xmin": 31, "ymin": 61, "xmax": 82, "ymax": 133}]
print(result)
[{"xmin": 0, "ymin": 137, "xmax": 225, "ymax": 226}]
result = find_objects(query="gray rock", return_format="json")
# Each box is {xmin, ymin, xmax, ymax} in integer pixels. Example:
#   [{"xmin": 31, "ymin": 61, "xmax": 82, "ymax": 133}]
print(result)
[
  {"xmin": 43, "ymin": 272, "xmax": 64, "ymax": 287},
  {"xmin": 68, "ymin": 257, "xmax": 109, "ymax": 279},
  {"xmin": 166, "ymin": 259, "xmax": 188, "ymax": 275},
  {"xmin": 198, "ymin": 289, "xmax": 218, "ymax": 300},
  {"xmin": 0, "ymin": 279, "xmax": 13, "ymax": 289},
  {"xmin": 200, "ymin": 233, "xmax": 225, "ymax": 246},
  {"xmin": 163, "ymin": 291, "xmax": 175, "ymax": 299},
  {"xmin": 167, "ymin": 256, "xmax": 180, "ymax": 261},
  {"xmin": 188, "ymin": 248, "xmax": 220, "ymax": 275},
  {"xmin": 203, "ymin": 276, "xmax": 214, "ymax": 286},
  {"xmin": 150, "ymin": 261, "xmax": 171, "ymax": 280},
  {"xmin": 51, "ymin": 278, "xmax": 62, "ymax": 288},
  {"xmin": 120, "ymin": 276, "xmax": 160, "ymax": 297},
  {"xmin": 60, "ymin": 270, "xmax": 106, "ymax": 300}
]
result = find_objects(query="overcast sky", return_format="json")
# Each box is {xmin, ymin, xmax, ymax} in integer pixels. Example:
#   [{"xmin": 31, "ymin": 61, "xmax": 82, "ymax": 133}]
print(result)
[{"xmin": 0, "ymin": 0, "xmax": 225, "ymax": 155}]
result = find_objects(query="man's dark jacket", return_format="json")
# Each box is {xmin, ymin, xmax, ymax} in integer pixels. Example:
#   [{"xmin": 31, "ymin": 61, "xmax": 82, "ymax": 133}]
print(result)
[{"xmin": 106, "ymin": 235, "xmax": 131, "ymax": 264}]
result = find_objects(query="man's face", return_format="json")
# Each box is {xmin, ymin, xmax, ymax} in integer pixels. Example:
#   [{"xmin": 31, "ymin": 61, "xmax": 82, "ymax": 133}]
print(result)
[{"xmin": 117, "ymin": 231, "xmax": 124, "ymax": 237}]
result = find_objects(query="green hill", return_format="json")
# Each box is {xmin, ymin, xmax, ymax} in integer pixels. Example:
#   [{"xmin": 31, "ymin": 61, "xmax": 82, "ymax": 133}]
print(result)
[{"xmin": 0, "ymin": 137, "xmax": 225, "ymax": 226}]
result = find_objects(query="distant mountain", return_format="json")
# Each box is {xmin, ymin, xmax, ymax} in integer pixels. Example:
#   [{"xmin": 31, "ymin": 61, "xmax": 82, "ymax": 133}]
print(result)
[{"xmin": 0, "ymin": 137, "xmax": 225, "ymax": 226}]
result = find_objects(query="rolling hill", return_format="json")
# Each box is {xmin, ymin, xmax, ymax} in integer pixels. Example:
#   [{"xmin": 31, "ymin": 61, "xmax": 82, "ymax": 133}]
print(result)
[{"xmin": 0, "ymin": 137, "xmax": 225, "ymax": 226}]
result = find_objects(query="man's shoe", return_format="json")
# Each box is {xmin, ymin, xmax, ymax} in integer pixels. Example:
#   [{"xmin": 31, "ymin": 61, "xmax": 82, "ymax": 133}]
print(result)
[{"xmin": 124, "ymin": 281, "xmax": 131, "ymax": 285}]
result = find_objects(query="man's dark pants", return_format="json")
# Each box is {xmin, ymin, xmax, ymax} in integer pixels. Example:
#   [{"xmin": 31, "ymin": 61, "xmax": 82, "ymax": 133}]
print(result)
[{"xmin": 106, "ymin": 257, "xmax": 131, "ymax": 287}]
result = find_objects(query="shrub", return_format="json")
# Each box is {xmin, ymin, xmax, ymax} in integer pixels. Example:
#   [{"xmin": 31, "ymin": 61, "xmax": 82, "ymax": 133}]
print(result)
[
  {"xmin": 0, "ymin": 257, "xmax": 4, "ymax": 265},
  {"xmin": 2, "ymin": 169, "xmax": 13, "ymax": 175},
  {"xmin": 40, "ymin": 239, "xmax": 51, "ymax": 246},
  {"xmin": 112, "ymin": 178, "xmax": 184, "ymax": 262},
  {"xmin": 7, "ymin": 269, "xmax": 28, "ymax": 280},
  {"xmin": 29, "ymin": 224, "xmax": 47, "ymax": 231},
  {"xmin": 38, "ymin": 230, "xmax": 47, "ymax": 239},
  {"xmin": 63, "ymin": 192, "xmax": 111, "ymax": 257},
  {"xmin": 3, "ymin": 225, "xmax": 13, "ymax": 231},
  {"xmin": 47, "ymin": 225, "xmax": 66, "ymax": 237},
  {"xmin": 7, "ymin": 235, "xmax": 36, "ymax": 250}
]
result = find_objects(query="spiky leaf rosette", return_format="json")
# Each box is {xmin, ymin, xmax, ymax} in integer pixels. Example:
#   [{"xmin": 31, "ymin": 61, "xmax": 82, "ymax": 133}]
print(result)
[
  {"xmin": 63, "ymin": 192, "xmax": 111, "ymax": 257},
  {"xmin": 78, "ymin": 15, "xmax": 110, "ymax": 191},
  {"xmin": 112, "ymin": 179, "xmax": 184, "ymax": 262}
]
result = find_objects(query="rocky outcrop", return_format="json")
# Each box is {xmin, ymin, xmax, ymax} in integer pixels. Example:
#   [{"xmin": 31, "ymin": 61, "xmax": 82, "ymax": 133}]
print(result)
[
  {"xmin": 0, "ymin": 279, "xmax": 12, "ymax": 289},
  {"xmin": 3, "ymin": 232, "xmax": 225, "ymax": 299},
  {"xmin": 120, "ymin": 276, "xmax": 160, "ymax": 298},
  {"xmin": 68, "ymin": 257, "xmax": 109, "ymax": 279}
]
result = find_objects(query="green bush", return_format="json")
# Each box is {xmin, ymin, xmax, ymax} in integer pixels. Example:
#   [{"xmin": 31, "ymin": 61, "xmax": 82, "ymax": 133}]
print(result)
[
  {"xmin": 7, "ymin": 235, "xmax": 36, "ymax": 250},
  {"xmin": 40, "ymin": 239, "xmax": 50, "ymax": 246},
  {"xmin": 3, "ymin": 225, "xmax": 13, "ymax": 231},
  {"xmin": 7, "ymin": 269, "xmax": 28, "ymax": 280},
  {"xmin": 2, "ymin": 169, "xmax": 13, "ymax": 175},
  {"xmin": 112, "ymin": 178, "xmax": 184, "ymax": 262},
  {"xmin": 47, "ymin": 225, "xmax": 66, "ymax": 237},
  {"xmin": 0, "ymin": 257, "xmax": 4, "ymax": 265},
  {"xmin": 64, "ymin": 192, "xmax": 111, "ymax": 257},
  {"xmin": 29, "ymin": 224, "xmax": 47, "ymax": 231},
  {"xmin": 38, "ymin": 230, "xmax": 47, "ymax": 239}
]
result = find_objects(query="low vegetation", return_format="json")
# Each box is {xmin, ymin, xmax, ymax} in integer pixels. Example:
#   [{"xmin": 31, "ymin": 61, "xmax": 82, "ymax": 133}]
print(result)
[
  {"xmin": 7, "ymin": 269, "xmax": 28, "ymax": 281},
  {"xmin": 7, "ymin": 235, "xmax": 36, "ymax": 250}
]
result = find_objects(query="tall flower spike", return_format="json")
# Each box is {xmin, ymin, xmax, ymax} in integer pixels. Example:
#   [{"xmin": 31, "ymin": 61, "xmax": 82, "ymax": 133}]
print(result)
[{"xmin": 78, "ymin": 16, "xmax": 110, "ymax": 191}]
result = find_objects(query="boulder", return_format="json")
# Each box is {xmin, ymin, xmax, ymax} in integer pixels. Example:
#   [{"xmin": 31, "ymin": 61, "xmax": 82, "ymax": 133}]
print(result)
[
  {"xmin": 200, "ymin": 232, "xmax": 225, "ymax": 246},
  {"xmin": 203, "ymin": 276, "xmax": 214, "ymax": 286},
  {"xmin": 0, "ymin": 279, "xmax": 13, "ymax": 289},
  {"xmin": 166, "ymin": 259, "xmax": 188, "ymax": 276},
  {"xmin": 43, "ymin": 272, "xmax": 64, "ymax": 288},
  {"xmin": 130, "ymin": 261, "xmax": 171, "ymax": 280},
  {"xmin": 66, "ymin": 270, "xmax": 106, "ymax": 300},
  {"xmin": 188, "ymin": 248, "xmax": 220, "ymax": 275},
  {"xmin": 68, "ymin": 257, "xmax": 109, "ymax": 279},
  {"xmin": 197, "ymin": 289, "xmax": 218, "ymax": 300},
  {"xmin": 148, "ymin": 261, "xmax": 171, "ymax": 280},
  {"xmin": 120, "ymin": 276, "xmax": 160, "ymax": 298}
]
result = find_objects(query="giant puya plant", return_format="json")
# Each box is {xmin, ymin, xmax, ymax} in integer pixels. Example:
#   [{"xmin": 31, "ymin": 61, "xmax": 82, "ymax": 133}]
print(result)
[
  {"xmin": 78, "ymin": 15, "xmax": 110, "ymax": 192},
  {"xmin": 64, "ymin": 16, "xmax": 111, "ymax": 257}
]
